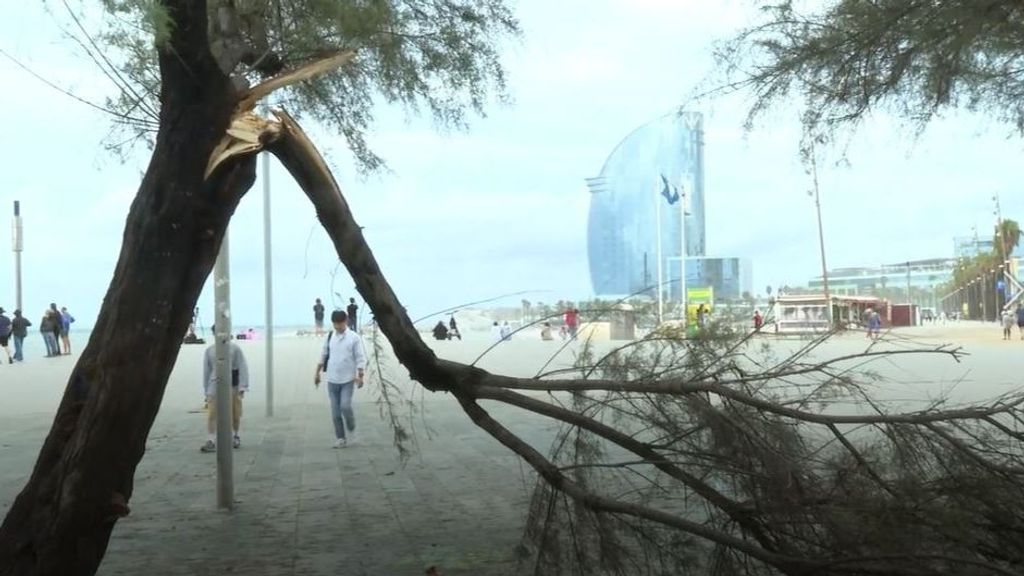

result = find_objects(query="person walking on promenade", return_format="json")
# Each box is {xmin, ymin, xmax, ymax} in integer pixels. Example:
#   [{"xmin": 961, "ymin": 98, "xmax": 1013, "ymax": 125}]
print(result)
[
  {"xmin": 314, "ymin": 310, "xmax": 366, "ymax": 448},
  {"xmin": 59, "ymin": 307, "xmax": 75, "ymax": 355},
  {"xmin": 313, "ymin": 298, "xmax": 326, "ymax": 336},
  {"xmin": 1016, "ymin": 305, "xmax": 1024, "ymax": 340},
  {"xmin": 40, "ymin": 310, "xmax": 59, "ymax": 357},
  {"xmin": 346, "ymin": 297, "xmax": 359, "ymax": 331},
  {"xmin": 11, "ymin": 310, "xmax": 30, "ymax": 362},
  {"xmin": 0, "ymin": 308, "xmax": 12, "ymax": 364},
  {"xmin": 866, "ymin": 308, "xmax": 882, "ymax": 340},
  {"xmin": 200, "ymin": 337, "xmax": 250, "ymax": 452},
  {"xmin": 1002, "ymin": 309, "xmax": 1015, "ymax": 340}
]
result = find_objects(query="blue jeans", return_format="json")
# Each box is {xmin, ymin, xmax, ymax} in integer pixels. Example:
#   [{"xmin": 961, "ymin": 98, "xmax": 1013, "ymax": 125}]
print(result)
[
  {"xmin": 43, "ymin": 332, "xmax": 58, "ymax": 356},
  {"xmin": 328, "ymin": 381, "xmax": 355, "ymax": 439},
  {"xmin": 13, "ymin": 336, "xmax": 23, "ymax": 361}
]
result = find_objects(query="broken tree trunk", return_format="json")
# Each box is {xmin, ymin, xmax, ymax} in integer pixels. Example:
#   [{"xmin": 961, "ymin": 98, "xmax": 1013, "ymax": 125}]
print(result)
[{"xmin": 0, "ymin": 2, "xmax": 253, "ymax": 574}]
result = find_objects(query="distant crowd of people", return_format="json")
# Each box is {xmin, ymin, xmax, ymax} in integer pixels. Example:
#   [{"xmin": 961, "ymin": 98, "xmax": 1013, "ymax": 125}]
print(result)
[{"xmin": 0, "ymin": 303, "xmax": 74, "ymax": 363}]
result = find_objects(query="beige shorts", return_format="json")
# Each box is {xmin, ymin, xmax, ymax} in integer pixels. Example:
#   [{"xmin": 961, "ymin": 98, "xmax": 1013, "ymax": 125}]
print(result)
[{"xmin": 207, "ymin": 390, "xmax": 243, "ymax": 431}]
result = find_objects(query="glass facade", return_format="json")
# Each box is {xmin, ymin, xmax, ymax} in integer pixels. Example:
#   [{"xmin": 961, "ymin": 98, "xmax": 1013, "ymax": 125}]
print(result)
[
  {"xmin": 587, "ymin": 111, "xmax": 706, "ymax": 297},
  {"xmin": 667, "ymin": 257, "xmax": 753, "ymax": 302},
  {"xmin": 806, "ymin": 259, "xmax": 953, "ymax": 310},
  {"xmin": 954, "ymin": 237, "xmax": 995, "ymax": 259}
]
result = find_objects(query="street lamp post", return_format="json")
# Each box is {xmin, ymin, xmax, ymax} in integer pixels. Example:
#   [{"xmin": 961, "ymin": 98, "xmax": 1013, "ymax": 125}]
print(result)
[
  {"xmin": 11, "ymin": 201, "xmax": 23, "ymax": 311},
  {"xmin": 809, "ymin": 143, "xmax": 833, "ymax": 326},
  {"xmin": 980, "ymin": 276, "xmax": 987, "ymax": 322},
  {"xmin": 905, "ymin": 261, "xmax": 912, "ymax": 305},
  {"xmin": 261, "ymin": 138, "xmax": 274, "ymax": 418},
  {"xmin": 213, "ymin": 233, "xmax": 234, "ymax": 510}
]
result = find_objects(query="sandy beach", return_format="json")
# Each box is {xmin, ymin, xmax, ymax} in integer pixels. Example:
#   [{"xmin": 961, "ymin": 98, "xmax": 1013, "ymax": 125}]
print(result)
[{"xmin": 0, "ymin": 321, "xmax": 1022, "ymax": 575}]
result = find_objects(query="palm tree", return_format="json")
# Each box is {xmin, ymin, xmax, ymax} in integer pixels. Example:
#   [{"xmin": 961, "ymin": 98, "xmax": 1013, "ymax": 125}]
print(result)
[{"xmin": 996, "ymin": 219, "xmax": 1021, "ymax": 258}]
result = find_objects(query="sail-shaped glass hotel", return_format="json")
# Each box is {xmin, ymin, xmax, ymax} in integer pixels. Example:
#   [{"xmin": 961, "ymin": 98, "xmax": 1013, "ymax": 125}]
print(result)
[{"xmin": 586, "ymin": 111, "xmax": 750, "ymax": 301}]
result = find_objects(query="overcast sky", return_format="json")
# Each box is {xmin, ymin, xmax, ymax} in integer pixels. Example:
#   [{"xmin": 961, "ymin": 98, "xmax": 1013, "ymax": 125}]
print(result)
[{"xmin": 1, "ymin": 1, "xmax": 1022, "ymax": 329}]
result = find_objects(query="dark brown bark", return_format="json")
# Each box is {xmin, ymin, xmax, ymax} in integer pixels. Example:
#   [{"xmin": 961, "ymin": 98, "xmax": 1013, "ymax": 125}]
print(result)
[{"xmin": 0, "ymin": 2, "xmax": 253, "ymax": 575}]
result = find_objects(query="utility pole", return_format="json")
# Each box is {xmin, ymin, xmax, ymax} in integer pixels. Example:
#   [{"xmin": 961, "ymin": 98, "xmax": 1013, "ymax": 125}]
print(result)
[
  {"xmin": 993, "ymin": 194, "xmax": 1023, "ymax": 312},
  {"xmin": 679, "ymin": 173, "xmax": 688, "ymax": 323},
  {"xmin": 906, "ymin": 261, "xmax": 912, "ymax": 305},
  {"xmin": 213, "ymin": 232, "xmax": 234, "ymax": 510},
  {"xmin": 654, "ymin": 180, "xmax": 664, "ymax": 325},
  {"xmin": 11, "ymin": 201, "xmax": 23, "ymax": 311},
  {"xmin": 809, "ymin": 143, "xmax": 832, "ymax": 326},
  {"xmin": 262, "ymin": 133, "xmax": 275, "ymax": 418}
]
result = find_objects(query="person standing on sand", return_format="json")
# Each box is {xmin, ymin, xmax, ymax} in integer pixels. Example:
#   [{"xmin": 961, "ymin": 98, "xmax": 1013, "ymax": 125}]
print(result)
[
  {"xmin": 697, "ymin": 304, "xmax": 708, "ymax": 328},
  {"xmin": 11, "ymin": 310, "xmax": 30, "ymax": 362},
  {"xmin": 40, "ymin": 310, "xmax": 59, "ymax": 357},
  {"xmin": 200, "ymin": 337, "xmax": 250, "ymax": 452},
  {"xmin": 564, "ymin": 308, "xmax": 579, "ymax": 339},
  {"xmin": 347, "ymin": 297, "xmax": 359, "ymax": 331},
  {"xmin": 315, "ymin": 310, "xmax": 366, "ymax": 448},
  {"xmin": 540, "ymin": 322, "xmax": 553, "ymax": 341},
  {"xmin": 59, "ymin": 307, "xmax": 75, "ymax": 355},
  {"xmin": 0, "ymin": 308, "xmax": 12, "ymax": 364},
  {"xmin": 313, "ymin": 298, "xmax": 326, "ymax": 336}
]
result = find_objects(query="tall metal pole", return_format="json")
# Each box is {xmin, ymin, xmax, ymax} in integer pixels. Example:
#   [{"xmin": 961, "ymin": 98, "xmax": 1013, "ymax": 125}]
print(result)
[
  {"xmin": 981, "ymin": 275, "xmax": 987, "ymax": 322},
  {"xmin": 262, "ymin": 144, "xmax": 274, "ymax": 417},
  {"xmin": 213, "ymin": 232, "xmax": 234, "ymax": 510},
  {"xmin": 906, "ymin": 261, "xmax": 912, "ymax": 305},
  {"xmin": 654, "ymin": 180, "xmax": 664, "ymax": 325},
  {"xmin": 809, "ymin": 144, "xmax": 833, "ymax": 326},
  {"xmin": 679, "ymin": 174, "xmax": 688, "ymax": 322},
  {"xmin": 992, "ymin": 194, "xmax": 1021, "ymax": 312},
  {"xmin": 12, "ymin": 201, "xmax": 22, "ymax": 311}
]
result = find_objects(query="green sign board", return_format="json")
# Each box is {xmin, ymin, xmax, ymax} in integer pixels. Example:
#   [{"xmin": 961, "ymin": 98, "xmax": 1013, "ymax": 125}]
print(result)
[{"xmin": 687, "ymin": 286, "xmax": 714, "ymax": 303}]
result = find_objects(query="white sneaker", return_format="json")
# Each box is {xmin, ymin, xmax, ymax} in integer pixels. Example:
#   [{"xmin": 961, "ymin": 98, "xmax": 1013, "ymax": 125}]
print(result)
[{"xmin": 333, "ymin": 438, "xmax": 347, "ymax": 449}]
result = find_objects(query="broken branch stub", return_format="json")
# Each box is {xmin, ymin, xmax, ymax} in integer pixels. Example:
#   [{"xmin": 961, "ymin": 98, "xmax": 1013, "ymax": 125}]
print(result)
[{"xmin": 205, "ymin": 50, "xmax": 357, "ymax": 180}]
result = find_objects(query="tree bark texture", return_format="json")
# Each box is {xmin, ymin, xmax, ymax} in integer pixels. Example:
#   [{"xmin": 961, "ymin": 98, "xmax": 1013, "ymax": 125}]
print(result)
[{"xmin": 0, "ymin": 2, "xmax": 254, "ymax": 575}]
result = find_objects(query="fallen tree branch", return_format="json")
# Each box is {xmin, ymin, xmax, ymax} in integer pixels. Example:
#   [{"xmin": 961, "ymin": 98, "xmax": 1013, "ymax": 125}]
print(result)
[{"xmin": 266, "ymin": 108, "xmax": 1024, "ymax": 576}]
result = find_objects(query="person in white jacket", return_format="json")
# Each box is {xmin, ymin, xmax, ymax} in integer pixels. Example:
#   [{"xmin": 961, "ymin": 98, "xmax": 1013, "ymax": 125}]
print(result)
[
  {"xmin": 314, "ymin": 310, "xmax": 366, "ymax": 448},
  {"xmin": 200, "ymin": 340, "xmax": 250, "ymax": 452}
]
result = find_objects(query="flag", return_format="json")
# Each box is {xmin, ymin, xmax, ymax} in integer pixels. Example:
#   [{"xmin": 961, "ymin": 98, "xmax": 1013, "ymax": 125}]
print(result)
[{"xmin": 660, "ymin": 174, "xmax": 680, "ymax": 205}]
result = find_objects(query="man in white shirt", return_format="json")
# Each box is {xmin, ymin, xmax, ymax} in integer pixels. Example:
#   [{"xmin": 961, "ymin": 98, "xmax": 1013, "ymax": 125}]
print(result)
[
  {"xmin": 200, "ymin": 340, "xmax": 250, "ymax": 452},
  {"xmin": 314, "ymin": 309, "xmax": 367, "ymax": 448}
]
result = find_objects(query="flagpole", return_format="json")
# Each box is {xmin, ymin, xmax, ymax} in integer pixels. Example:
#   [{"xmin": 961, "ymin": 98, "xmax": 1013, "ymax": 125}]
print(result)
[
  {"xmin": 655, "ymin": 180, "xmax": 664, "ymax": 325},
  {"xmin": 679, "ymin": 175, "xmax": 687, "ymax": 322}
]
